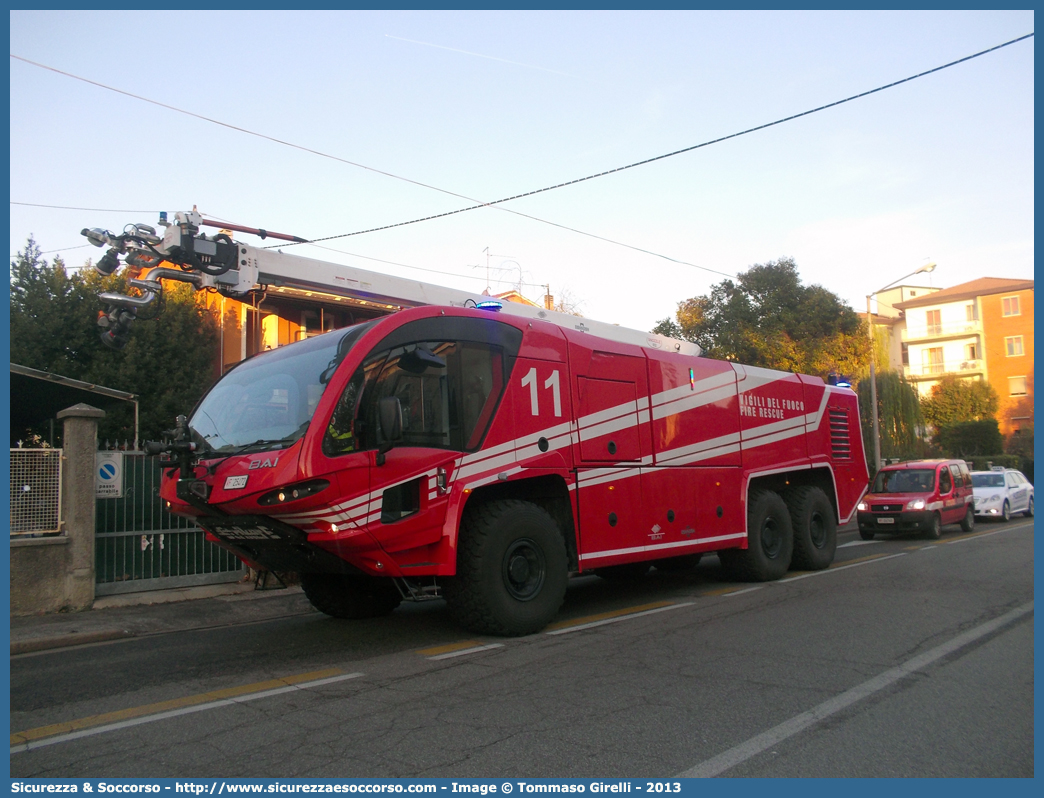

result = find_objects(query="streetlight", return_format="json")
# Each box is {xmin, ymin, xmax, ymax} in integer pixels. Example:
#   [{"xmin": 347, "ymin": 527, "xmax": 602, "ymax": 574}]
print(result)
[{"xmin": 866, "ymin": 262, "xmax": 936, "ymax": 470}]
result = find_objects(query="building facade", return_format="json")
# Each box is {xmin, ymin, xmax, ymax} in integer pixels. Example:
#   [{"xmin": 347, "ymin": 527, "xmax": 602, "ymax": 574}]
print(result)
[
  {"xmin": 867, "ymin": 282, "xmax": 940, "ymax": 372},
  {"xmin": 204, "ymin": 287, "xmax": 547, "ymax": 376},
  {"xmin": 892, "ymin": 278, "xmax": 1034, "ymax": 437}
]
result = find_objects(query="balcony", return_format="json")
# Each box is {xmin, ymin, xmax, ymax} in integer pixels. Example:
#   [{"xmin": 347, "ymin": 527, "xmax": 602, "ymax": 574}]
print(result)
[
  {"xmin": 904, "ymin": 359, "xmax": 985, "ymax": 381},
  {"xmin": 902, "ymin": 319, "xmax": 982, "ymax": 343}
]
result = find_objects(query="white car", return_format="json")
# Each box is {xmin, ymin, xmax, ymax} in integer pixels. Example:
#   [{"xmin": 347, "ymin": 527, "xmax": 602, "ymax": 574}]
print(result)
[{"xmin": 971, "ymin": 469, "xmax": 1034, "ymax": 521}]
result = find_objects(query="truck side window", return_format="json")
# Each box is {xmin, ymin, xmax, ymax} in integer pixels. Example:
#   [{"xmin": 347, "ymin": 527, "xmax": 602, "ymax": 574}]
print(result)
[
  {"xmin": 460, "ymin": 342, "xmax": 506, "ymax": 451},
  {"xmin": 322, "ymin": 367, "xmax": 366, "ymax": 457},
  {"xmin": 348, "ymin": 339, "xmax": 508, "ymax": 453},
  {"xmin": 363, "ymin": 341, "xmax": 458, "ymax": 450}
]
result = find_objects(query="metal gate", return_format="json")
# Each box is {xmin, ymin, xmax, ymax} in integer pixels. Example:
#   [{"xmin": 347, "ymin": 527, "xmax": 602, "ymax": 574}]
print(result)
[
  {"xmin": 95, "ymin": 452, "xmax": 246, "ymax": 595},
  {"xmin": 10, "ymin": 448, "xmax": 63, "ymax": 537}
]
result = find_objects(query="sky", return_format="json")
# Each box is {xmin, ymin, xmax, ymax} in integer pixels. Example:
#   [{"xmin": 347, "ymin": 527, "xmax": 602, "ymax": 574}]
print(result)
[{"xmin": 8, "ymin": 10, "xmax": 1035, "ymax": 334}]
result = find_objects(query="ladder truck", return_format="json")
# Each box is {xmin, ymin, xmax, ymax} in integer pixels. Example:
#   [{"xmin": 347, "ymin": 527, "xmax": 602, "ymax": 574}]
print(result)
[{"xmin": 83, "ymin": 210, "xmax": 869, "ymax": 635}]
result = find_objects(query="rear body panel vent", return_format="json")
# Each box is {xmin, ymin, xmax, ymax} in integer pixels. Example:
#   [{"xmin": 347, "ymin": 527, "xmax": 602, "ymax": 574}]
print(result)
[{"xmin": 829, "ymin": 408, "xmax": 852, "ymax": 460}]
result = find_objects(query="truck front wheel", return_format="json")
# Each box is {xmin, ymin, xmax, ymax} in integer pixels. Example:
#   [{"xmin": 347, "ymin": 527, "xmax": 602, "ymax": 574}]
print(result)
[
  {"xmin": 301, "ymin": 573, "xmax": 402, "ymax": 619},
  {"xmin": 444, "ymin": 500, "xmax": 568, "ymax": 636},
  {"xmin": 718, "ymin": 489, "xmax": 793, "ymax": 581}
]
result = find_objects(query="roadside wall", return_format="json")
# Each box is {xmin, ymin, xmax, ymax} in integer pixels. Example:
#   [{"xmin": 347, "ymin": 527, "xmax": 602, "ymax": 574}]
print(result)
[{"xmin": 10, "ymin": 404, "xmax": 103, "ymax": 615}]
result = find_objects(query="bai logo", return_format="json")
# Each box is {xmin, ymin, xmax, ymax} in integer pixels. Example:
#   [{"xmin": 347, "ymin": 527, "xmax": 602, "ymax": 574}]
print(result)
[{"xmin": 248, "ymin": 457, "xmax": 279, "ymax": 470}]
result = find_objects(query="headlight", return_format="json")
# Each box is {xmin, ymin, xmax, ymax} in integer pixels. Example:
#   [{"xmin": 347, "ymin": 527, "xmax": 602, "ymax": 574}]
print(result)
[
  {"xmin": 906, "ymin": 498, "xmax": 926, "ymax": 510},
  {"xmin": 857, "ymin": 501, "xmax": 868, "ymax": 511},
  {"xmin": 257, "ymin": 479, "xmax": 330, "ymax": 506}
]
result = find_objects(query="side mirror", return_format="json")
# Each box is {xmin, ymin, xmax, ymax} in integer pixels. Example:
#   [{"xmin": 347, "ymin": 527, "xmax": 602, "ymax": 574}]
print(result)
[{"xmin": 376, "ymin": 396, "xmax": 403, "ymax": 464}]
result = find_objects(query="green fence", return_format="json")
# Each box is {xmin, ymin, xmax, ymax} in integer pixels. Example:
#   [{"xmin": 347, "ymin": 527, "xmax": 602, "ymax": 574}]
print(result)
[{"xmin": 95, "ymin": 452, "xmax": 245, "ymax": 595}]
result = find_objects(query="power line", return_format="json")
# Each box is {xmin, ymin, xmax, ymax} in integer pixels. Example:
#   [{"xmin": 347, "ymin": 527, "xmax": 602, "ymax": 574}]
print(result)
[
  {"xmin": 9, "ymin": 201, "xmax": 555, "ymax": 289},
  {"xmin": 3, "ymin": 55, "xmax": 746, "ymax": 280},
  {"xmin": 305, "ymin": 32, "xmax": 1034, "ymax": 244},
  {"xmin": 305, "ymin": 242, "xmax": 546, "ymax": 288},
  {"xmin": 11, "ymin": 32, "xmax": 1032, "ymax": 281},
  {"xmin": 9, "ymin": 244, "xmax": 92, "ymax": 260},
  {"xmin": 11, "ymin": 201, "xmax": 162, "ymax": 213}
]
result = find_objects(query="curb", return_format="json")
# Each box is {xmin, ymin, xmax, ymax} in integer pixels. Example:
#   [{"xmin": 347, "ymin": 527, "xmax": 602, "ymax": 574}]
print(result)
[{"xmin": 11, "ymin": 629, "xmax": 134, "ymax": 655}]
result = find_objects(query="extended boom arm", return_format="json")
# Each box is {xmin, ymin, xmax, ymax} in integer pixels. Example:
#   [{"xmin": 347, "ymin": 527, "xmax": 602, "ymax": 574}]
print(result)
[{"xmin": 85, "ymin": 209, "xmax": 700, "ymax": 356}]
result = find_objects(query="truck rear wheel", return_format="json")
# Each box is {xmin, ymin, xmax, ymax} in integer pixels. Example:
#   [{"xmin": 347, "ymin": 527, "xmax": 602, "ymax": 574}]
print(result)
[
  {"xmin": 301, "ymin": 573, "xmax": 402, "ymax": 619},
  {"xmin": 718, "ymin": 489, "xmax": 793, "ymax": 581},
  {"xmin": 784, "ymin": 486, "xmax": 836, "ymax": 571},
  {"xmin": 444, "ymin": 500, "xmax": 568, "ymax": 636}
]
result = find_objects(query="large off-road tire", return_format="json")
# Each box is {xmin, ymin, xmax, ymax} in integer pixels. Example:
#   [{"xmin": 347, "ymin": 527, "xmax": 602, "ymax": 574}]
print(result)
[
  {"xmin": 443, "ymin": 500, "xmax": 568, "ymax": 636},
  {"xmin": 653, "ymin": 554, "xmax": 703, "ymax": 572},
  {"xmin": 925, "ymin": 512, "xmax": 942, "ymax": 540},
  {"xmin": 718, "ymin": 489, "xmax": 793, "ymax": 582},
  {"xmin": 960, "ymin": 505, "xmax": 975, "ymax": 533},
  {"xmin": 301, "ymin": 573, "xmax": 402, "ymax": 619},
  {"xmin": 784, "ymin": 486, "xmax": 837, "ymax": 571},
  {"xmin": 1001, "ymin": 500, "xmax": 1011, "ymax": 522}
]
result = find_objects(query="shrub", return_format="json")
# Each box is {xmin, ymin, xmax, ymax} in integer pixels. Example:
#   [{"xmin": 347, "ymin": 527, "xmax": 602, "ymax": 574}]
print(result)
[{"xmin": 936, "ymin": 419, "xmax": 1003, "ymax": 458}]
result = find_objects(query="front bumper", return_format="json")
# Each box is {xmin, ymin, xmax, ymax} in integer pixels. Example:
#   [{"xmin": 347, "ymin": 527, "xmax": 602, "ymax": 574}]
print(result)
[
  {"xmin": 199, "ymin": 515, "xmax": 366, "ymax": 575},
  {"xmin": 857, "ymin": 510, "xmax": 934, "ymax": 533},
  {"xmin": 973, "ymin": 503, "xmax": 1005, "ymax": 517}
]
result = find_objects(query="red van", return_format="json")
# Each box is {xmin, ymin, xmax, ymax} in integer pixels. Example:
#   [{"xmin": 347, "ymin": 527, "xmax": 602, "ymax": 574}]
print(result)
[{"xmin": 857, "ymin": 459, "xmax": 974, "ymax": 540}]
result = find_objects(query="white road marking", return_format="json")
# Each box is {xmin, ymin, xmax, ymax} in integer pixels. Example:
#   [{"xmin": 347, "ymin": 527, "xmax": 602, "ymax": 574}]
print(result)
[
  {"xmin": 676, "ymin": 601, "xmax": 1033, "ymax": 778},
  {"xmin": 11, "ymin": 672, "xmax": 364, "ymax": 754},
  {"xmin": 723, "ymin": 586, "xmax": 764, "ymax": 597},
  {"xmin": 546, "ymin": 602, "xmax": 695, "ymax": 635},
  {"xmin": 779, "ymin": 553, "xmax": 907, "ymax": 582},
  {"xmin": 427, "ymin": 644, "xmax": 504, "ymax": 660}
]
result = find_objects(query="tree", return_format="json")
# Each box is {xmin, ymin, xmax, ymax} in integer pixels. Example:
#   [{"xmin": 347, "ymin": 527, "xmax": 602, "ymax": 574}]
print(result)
[
  {"xmin": 10, "ymin": 239, "xmax": 220, "ymax": 445},
  {"xmin": 552, "ymin": 287, "xmax": 584, "ymax": 317},
  {"xmin": 920, "ymin": 375, "xmax": 999, "ymax": 430},
  {"xmin": 652, "ymin": 257, "xmax": 867, "ymax": 377},
  {"xmin": 9, "ymin": 238, "xmax": 100, "ymax": 377},
  {"xmin": 857, "ymin": 371, "xmax": 932, "ymax": 468}
]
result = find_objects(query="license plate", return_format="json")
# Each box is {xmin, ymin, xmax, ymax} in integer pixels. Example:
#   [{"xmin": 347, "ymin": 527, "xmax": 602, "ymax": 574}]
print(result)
[
  {"xmin": 210, "ymin": 524, "xmax": 285, "ymax": 541},
  {"xmin": 877, "ymin": 517, "xmax": 895, "ymax": 525}
]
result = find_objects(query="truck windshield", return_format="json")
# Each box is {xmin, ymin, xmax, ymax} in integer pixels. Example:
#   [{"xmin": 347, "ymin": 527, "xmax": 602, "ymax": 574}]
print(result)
[{"xmin": 190, "ymin": 322, "xmax": 374, "ymax": 454}]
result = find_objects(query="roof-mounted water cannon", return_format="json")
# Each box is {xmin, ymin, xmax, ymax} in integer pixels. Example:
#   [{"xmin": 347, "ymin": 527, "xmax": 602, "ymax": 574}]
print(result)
[
  {"xmin": 96, "ymin": 266, "xmax": 205, "ymax": 350},
  {"xmin": 83, "ymin": 210, "xmax": 244, "ymax": 350},
  {"xmin": 143, "ymin": 415, "xmax": 216, "ymax": 512}
]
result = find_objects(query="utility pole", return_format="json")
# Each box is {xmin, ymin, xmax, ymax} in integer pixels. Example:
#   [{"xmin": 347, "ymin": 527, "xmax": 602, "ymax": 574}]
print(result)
[{"xmin": 866, "ymin": 261, "xmax": 936, "ymax": 471}]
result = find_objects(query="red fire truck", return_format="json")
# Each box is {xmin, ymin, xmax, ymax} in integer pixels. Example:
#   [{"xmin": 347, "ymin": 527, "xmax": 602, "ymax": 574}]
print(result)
[{"xmin": 84, "ymin": 210, "xmax": 869, "ymax": 635}]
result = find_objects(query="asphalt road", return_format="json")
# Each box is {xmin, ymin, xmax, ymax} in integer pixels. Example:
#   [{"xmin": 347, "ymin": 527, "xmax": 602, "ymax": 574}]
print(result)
[{"xmin": 10, "ymin": 518, "xmax": 1034, "ymax": 778}]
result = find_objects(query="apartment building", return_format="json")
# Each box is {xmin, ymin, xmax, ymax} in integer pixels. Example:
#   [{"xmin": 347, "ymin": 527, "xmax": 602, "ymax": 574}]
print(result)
[
  {"xmin": 866, "ymin": 282, "xmax": 941, "ymax": 370},
  {"xmin": 892, "ymin": 277, "xmax": 1034, "ymax": 436}
]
